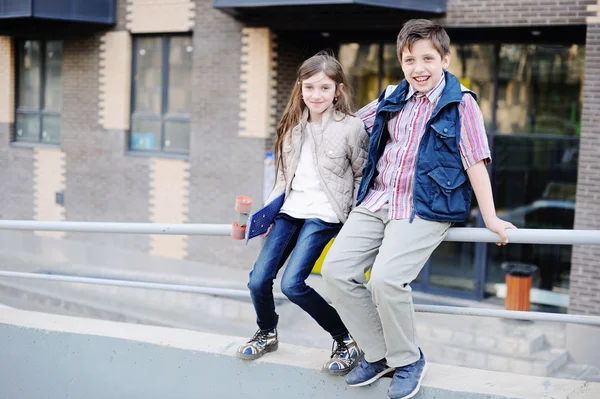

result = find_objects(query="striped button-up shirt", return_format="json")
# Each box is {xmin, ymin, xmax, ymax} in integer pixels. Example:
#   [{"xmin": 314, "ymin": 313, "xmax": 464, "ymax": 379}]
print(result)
[{"xmin": 356, "ymin": 75, "xmax": 491, "ymax": 220}]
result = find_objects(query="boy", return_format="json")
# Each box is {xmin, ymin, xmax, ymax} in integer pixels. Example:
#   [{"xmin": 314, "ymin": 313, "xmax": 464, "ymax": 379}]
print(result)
[{"xmin": 321, "ymin": 19, "xmax": 515, "ymax": 399}]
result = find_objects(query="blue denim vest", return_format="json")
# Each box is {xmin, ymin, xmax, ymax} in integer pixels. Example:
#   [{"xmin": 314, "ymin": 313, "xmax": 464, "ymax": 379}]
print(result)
[{"xmin": 356, "ymin": 71, "xmax": 475, "ymax": 223}]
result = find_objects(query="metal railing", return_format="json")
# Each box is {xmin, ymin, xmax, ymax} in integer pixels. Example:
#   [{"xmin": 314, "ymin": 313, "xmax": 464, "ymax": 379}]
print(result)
[{"xmin": 0, "ymin": 220, "xmax": 599, "ymax": 326}]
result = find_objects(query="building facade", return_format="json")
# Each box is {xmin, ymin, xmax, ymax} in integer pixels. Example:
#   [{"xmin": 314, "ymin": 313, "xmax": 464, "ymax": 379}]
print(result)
[{"xmin": 0, "ymin": 0, "xmax": 598, "ymax": 315}]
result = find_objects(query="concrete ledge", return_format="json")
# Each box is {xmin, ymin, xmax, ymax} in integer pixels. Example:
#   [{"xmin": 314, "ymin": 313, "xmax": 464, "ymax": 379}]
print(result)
[{"xmin": 0, "ymin": 309, "xmax": 598, "ymax": 399}]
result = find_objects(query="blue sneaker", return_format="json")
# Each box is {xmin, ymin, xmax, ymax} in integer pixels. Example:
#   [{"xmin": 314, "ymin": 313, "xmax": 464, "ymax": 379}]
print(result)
[
  {"xmin": 345, "ymin": 357, "xmax": 394, "ymax": 387},
  {"xmin": 387, "ymin": 349, "xmax": 427, "ymax": 399}
]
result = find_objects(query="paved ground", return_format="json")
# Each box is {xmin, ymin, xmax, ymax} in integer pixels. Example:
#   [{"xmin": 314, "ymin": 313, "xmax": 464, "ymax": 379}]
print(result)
[{"xmin": 0, "ymin": 241, "xmax": 598, "ymax": 382}]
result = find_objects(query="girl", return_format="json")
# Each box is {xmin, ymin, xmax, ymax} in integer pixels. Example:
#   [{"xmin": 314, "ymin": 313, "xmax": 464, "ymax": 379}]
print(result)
[{"xmin": 237, "ymin": 51, "xmax": 369, "ymax": 376}]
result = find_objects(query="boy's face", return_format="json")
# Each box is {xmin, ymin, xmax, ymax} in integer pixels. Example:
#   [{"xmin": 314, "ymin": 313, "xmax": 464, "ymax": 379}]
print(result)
[{"xmin": 400, "ymin": 39, "xmax": 450, "ymax": 93}]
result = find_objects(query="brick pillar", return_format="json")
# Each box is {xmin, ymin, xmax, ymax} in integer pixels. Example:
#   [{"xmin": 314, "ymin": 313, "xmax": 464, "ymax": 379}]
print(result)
[
  {"xmin": 567, "ymin": 24, "xmax": 600, "ymax": 369},
  {"xmin": 570, "ymin": 24, "xmax": 600, "ymax": 317}
]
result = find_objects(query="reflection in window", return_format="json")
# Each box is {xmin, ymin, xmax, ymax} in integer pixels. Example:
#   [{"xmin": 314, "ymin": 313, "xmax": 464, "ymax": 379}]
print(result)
[
  {"xmin": 15, "ymin": 40, "xmax": 63, "ymax": 144},
  {"xmin": 131, "ymin": 35, "xmax": 193, "ymax": 154},
  {"xmin": 336, "ymin": 39, "xmax": 584, "ymax": 307},
  {"xmin": 486, "ymin": 135, "xmax": 578, "ymax": 302},
  {"xmin": 339, "ymin": 43, "xmax": 405, "ymax": 109},
  {"xmin": 338, "ymin": 43, "xmax": 380, "ymax": 108},
  {"xmin": 446, "ymin": 44, "xmax": 495, "ymax": 131},
  {"xmin": 496, "ymin": 44, "xmax": 584, "ymax": 135},
  {"xmin": 382, "ymin": 44, "xmax": 404, "ymax": 94}
]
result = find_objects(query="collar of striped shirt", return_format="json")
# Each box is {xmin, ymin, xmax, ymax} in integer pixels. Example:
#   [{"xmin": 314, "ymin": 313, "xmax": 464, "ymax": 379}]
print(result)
[{"xmin": 405, "ymin": 73, "xmax": 446, "ymax": 104}]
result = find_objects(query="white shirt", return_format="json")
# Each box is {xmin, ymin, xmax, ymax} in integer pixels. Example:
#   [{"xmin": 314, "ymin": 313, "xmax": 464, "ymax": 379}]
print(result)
[{"xmin": 280, "ymin": 122, "xmax": 340, "ymax": 223}]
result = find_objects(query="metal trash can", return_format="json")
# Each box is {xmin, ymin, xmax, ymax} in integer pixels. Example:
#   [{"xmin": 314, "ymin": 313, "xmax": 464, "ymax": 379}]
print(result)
[{"xmin": 501, "ymin": 262, "xmax": 538, "ymax": 311}]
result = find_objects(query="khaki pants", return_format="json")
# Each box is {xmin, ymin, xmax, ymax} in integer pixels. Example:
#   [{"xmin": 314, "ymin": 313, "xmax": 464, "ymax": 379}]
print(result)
[{"xmin": 321, "ymin": 205, "xmax": 450, "ymax": 367}]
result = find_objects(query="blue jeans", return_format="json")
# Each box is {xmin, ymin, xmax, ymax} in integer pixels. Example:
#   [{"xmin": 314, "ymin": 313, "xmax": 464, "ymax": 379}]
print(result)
[{"xmin": 248, "ymin": 213, "xmax": 348, "ymax": 339}]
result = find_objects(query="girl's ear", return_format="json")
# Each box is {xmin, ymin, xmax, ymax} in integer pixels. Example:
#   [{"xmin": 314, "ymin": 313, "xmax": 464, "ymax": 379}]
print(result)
[{"xmin": 336, "ymin": 83, "xmax": 344, "ymax": 98}]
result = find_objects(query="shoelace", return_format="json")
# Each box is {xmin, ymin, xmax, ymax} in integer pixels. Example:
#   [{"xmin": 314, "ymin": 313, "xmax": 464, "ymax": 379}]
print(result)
[
  {"xmin": 248, "ymin": 329, "xmax": 270, "ymax": 343},
  {"xmin": 330, "ymin": 339, "xmax": 349, "ymax": 358}
]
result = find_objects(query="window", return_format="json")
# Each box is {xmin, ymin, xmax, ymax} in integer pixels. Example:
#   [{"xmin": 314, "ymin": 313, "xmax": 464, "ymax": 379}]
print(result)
[
  {"xmin": 338, "ymin": 38, "xmax": 584, "ymax": 304},
  {"xmin": 338, "ymin": 43, "xmax": 404, "ymax": 108},
  {"xmin": 130, "ymin": 36, "xmax": 193, "ymax": 155},
  {"xmin": 446, "ymin": 44, "xmax": 495, "ymax": 132},
  {"xmin": 15, "ymin": 40, "xmax": 63, "ymax": 144},
  {"xmin": 496, "ymin": 44, "xmax": 584, "ymax": 135}
]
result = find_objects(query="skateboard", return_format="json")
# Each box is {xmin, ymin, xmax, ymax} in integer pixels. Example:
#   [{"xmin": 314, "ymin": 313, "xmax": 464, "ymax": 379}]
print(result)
[{"xmin": 232, "ymin": 195, "xmax": 253, "ymax": 240}]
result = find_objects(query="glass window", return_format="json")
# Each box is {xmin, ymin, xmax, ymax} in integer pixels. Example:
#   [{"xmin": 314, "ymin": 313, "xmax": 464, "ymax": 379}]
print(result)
[
  {"xmin": 486, "ymin": 135, "xmax": 578, "ymax": 304},
  {"xmin": 131, "ymin": 35, "xmax": 193, "ymax": 154},
  {"xmin": 496, "ymin": 44, "xmax": 584, "ymax": 135},
  {"xmin": 446, "ymin": 44, "xmax": 495, "ymax": 131},
  {"xmin": 339, "ymin": 43, "xmax": 381, "ymax": 108},
  {"xmin": 382, "ymin": 44, "xmax": 404, "ymax": 94},
  {"xmin": 336, "ymin": 38, "xmax": 584, "ymax": 306},
  {"xmin": 15, "ymin": 40, "xmax": 63, "ymax": 144}
]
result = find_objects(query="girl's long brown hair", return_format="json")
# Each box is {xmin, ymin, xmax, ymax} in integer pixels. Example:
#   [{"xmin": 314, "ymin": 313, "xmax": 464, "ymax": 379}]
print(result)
[{"xmin": 274, "ymin": 51, "xmax": 354, "ymax": 181}]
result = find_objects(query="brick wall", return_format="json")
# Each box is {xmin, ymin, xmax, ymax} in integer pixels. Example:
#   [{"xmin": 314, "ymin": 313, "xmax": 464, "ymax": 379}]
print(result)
[
  {"xmin": 115, "ymin": 0, "xmax": 128, "ymax": 31},
  {"xmin": 0, "ymin": 124, "xmax": 34, "ymax": 221},
  {"xmin": 185, "ymin": 0, "xmax": 264, "ymax": 267},
  {"xmin": 61, "ymin": 35, "xmax": 151, "ymax": 251},
  {"xmin": 270, "ymin": 34, "xmax": 310, "ymax": 150},
  {"xmin": 444, "ymin": 0, "xmax": 595, "ymax": 26},
  {"xmin": 0, "ymin": 37, "xmax": 33, "ymax": 221},
  {"xmin": 570, "ymin": 24, "xmax": 600, "ymax": 316}
]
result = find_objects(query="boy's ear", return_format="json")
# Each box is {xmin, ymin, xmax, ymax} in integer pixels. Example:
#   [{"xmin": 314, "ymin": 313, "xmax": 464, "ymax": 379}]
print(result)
[{"xmin": 442, "ymin": 52, "xmax": 451, "ymax": 70}]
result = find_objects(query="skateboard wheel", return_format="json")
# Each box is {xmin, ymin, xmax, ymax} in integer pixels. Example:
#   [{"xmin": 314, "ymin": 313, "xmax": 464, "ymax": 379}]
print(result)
[
  {"xmin": 235, "ymin": 195, "xmax": 253, "ymax": 214},
  {"xmin": 231, "ymin": 222, "xmax": 246, "ymax": 240}
]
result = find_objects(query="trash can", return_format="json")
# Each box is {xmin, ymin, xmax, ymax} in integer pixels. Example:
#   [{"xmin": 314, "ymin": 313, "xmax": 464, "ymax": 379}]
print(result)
[{"xmin": 501, "ymin": 262, "xmax": 538, "ymax": 311}]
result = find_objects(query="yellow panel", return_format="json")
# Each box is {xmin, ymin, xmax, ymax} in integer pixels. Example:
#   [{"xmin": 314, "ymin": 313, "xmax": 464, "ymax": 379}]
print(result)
[
  {"xmin": 127, "ymin": 0, "xmax": 195, "ymax": 33},
  {"xmin": 459, "ymin": 77, "xmax": 471, "ymax": 89},
  {"xmin": 33, "ymin": 148, "xmax": 66, "ymax": 238},
  {"xmin": 312, "ymin": 237, "xmax": 371, "ymax": 281},
  {"xmin": 311, "ymin": 237, "xmax": 334, "ymax": 274},
  {"xmin": 99, "ymin": 31, "xmax": 132, "ymax": 130},
  {"xmin": 239, "ymin": 28, "xmax": 277, "ymax": 138},
  {"xmin": 149, "ymin": 158, "xmax": 190, "ymax": 259},
  {"xmin": 0, "ymin": 37, "xmax": 15, "ymax": 124}
]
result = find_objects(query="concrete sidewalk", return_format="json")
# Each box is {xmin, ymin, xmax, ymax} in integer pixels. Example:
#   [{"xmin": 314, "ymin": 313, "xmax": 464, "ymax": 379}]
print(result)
[
  {"xmin": 2, "ymin": 308, "xmax": 599, "ymax": 399},
  {"xmin": 0, "ymin": 230, "xmax": 598, "ymax": 382}
]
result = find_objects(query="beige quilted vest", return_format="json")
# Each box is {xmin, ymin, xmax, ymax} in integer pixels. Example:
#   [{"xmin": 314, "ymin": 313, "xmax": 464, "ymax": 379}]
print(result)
[{"xmin": 266, "ymin": 106, "xmax": 369, "ymax": 223}]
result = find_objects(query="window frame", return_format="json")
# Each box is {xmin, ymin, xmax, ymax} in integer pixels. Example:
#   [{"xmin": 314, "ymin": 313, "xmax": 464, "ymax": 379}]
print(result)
[
  {"xmin": 129, "ymin": 34, "xmax": 193, "ymax": 156},
  {"xmin": 14, "ymin": 39, "xmax": 63, "ymax": 145}
]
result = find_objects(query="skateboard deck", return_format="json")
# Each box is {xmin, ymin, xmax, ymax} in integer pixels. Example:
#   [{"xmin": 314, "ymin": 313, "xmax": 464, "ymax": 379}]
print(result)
[
  {"xmin": 231, "ymin": 195, "xmax": 253, "ymax": 240},
  {"xmin": 231, "ymin": 193, "xmax": 285, "ymax": 243}
]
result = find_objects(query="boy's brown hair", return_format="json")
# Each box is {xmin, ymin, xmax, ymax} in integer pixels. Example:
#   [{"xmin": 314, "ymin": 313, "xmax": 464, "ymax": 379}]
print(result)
[{"xmin": 396, "ymin": 19, "xmax": 451, "ymax": 62}]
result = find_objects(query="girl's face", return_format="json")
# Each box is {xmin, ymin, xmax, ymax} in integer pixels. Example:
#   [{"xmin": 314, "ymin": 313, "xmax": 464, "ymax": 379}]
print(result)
[{"xmin": 301, "ymin": 72, "xmax": 340, "ymax": 122}]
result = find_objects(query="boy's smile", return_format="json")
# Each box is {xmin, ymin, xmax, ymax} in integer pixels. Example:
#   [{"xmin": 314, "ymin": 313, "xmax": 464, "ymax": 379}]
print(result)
[{"xmin": 400, "ymin": 39, "xmax": 450, "ymax": 93}]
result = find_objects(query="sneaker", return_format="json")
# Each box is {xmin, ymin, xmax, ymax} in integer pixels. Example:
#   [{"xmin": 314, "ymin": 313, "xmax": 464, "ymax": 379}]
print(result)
[
  {"xmin": 321, "ymin": 334, "xmax": 363, "ymax": 375},
  {"xmin": 236, "ymin": 328, "xmax": 278, "ymax": 360},
  {"xmin": 387, "ymin": 349, "xmax": 427, "ymax": 399},
  {"xmin": 345, "ymin": 357, "xmax": 394, "ymax": 387}
]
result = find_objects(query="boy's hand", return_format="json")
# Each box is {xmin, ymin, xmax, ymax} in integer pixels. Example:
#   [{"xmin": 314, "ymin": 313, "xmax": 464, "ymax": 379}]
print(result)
[{"xmin": 485, "ymin": 216, "xmax": 517, "ymax": 246}]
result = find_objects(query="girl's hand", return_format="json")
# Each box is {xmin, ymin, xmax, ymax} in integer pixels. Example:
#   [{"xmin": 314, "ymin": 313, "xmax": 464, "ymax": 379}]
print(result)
[
  {"xmin": 485, "ymin": 216, "xmax": 517, "ymax": 246},
  {"xmin": 261, "ymin": 224, "xmax": 273, "ymax": 238}
]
